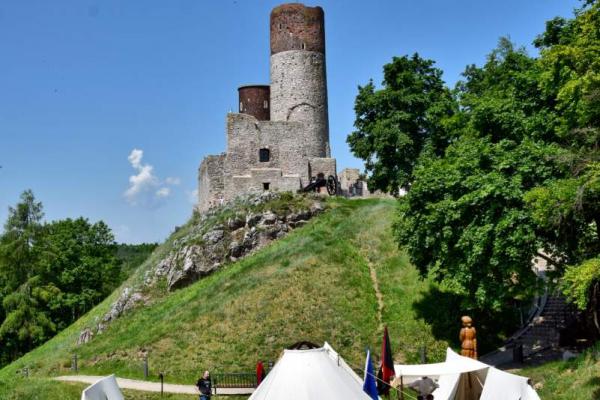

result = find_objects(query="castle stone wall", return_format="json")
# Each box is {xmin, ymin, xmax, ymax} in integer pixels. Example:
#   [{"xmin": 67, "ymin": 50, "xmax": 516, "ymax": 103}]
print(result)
[
  {"xmin": 270, "ymin": 4, "xmax": 325, "ymax": 55},
  {"xmin": 197, "ymin": 3, "xmax": 336, "ymax": 212},
  {"xmin": 198, "ymin": 154, "xmax": 226, "ymax": 211},
  {"xmin": 270, "ymin": 50, "xmax": 329, "ymax": 157}
]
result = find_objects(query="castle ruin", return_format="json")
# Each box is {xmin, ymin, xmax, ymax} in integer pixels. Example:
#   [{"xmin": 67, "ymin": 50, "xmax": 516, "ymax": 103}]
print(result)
[{"xmin": 197, "ymin": 3, "xmax": 337, "ymax": 211}]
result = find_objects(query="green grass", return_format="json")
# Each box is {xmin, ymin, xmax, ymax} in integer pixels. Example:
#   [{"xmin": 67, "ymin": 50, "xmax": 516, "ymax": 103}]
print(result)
[
  {"xmin": 0, "ymin": 377, "xmax": 245, "ymax": 400},
  {"xmin": 0, "ymin": 197, "xmax": 460, "ymax": 397},
  {"xmin": 522, "ymin": 345, "xmax": 600, "ymax": 400}
]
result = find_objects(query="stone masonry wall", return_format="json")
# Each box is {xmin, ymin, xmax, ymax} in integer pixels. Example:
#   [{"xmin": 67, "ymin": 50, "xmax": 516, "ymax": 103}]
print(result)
[
  {"xmin": 270, "ymin": 50, "xmax": 330, "ymax": 157},
  {"xmin": 226, "ymin": 113, "xmax": 311, "ymax": 182},
  {"xmin": 270, "ymin": 4, "xmax": 325, "ymax": 55},
  {"xmin": 197, "ymin": 4, "xmax": 335, "ymax": 212},
  {"xmin": 198, "ymin": 154, "xmax": 226, "ymax": 212}
]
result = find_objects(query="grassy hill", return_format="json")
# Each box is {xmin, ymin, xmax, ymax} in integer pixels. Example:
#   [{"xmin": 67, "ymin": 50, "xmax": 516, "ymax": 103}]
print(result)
[
  {"xmin": 0, "ymin": 196, "xmax": 593, "ymax": 400},
  {"xmin": 1, "ymin": 196, "xmax": 559, "ymax": 399},
  {"xmin": 0, "ymin": 197, "xmax": 450, "ymax": 398}
]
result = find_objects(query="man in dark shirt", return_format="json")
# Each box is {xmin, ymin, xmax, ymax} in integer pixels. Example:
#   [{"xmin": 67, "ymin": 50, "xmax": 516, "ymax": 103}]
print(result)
[{"xmin": 196, "ymin": 370, "xmax": 212, "ymax": 400}]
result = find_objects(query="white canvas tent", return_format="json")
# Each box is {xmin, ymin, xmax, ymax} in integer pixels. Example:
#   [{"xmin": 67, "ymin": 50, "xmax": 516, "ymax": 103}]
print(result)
[
  {"xmin": 80, "ymin": 374, "xmax": 124, "ymax": 400},
  {"xmin": 395, "ymin": 348, "xmax": 540, "ymax": 400},
  {"xmin": 248, "ymin": 342, "xmax": 374, "ymax": 400}
]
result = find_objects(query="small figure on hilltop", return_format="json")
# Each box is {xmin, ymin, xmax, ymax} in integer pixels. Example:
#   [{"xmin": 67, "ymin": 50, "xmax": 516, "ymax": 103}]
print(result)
[
  {"xmin": 196, "ymin": 370, "xmax": 212, "ymax": 400},
  {"xmin": 459, "ymin": 315, "xmax": 477, "ymax": 359}
]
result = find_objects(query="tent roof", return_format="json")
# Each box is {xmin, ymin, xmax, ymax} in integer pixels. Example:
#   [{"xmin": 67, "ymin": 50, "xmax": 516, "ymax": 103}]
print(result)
[
  {"xmin": 395, "ymin": 349, "xmax": 540, "ymax": 400},
  {"xmin": 248, "ymin": 342, "xmax": 373, "ymax": 400},
  {"xmin": 395, "ymin": 349, "xmax": 491, "ymax": 377}
]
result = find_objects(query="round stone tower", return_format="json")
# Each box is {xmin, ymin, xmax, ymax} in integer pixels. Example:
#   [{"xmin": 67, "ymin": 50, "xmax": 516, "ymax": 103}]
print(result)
[
  {"xmin": 269, "ymin": 3, "xmax": 330, "ymax": 157},
  {"xmin": 238, "ymin": 85, "xmax": 270, "ymax": 121}
]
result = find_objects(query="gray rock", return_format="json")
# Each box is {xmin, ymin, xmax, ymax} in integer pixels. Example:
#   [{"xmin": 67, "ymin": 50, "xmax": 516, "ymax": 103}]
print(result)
[
  {"xmin": 289, "ymin": 220, "xmax": 308, "ymax": 228},
  {"xmin": 202, "ymin": 229, "xmax": 224, "ymax": 244},
  {"xmin": 229, "ymin": 240, "xmax": 244, "ymax": 258},
  {"xmin": 310, "ymin": 202, "xmax": 324, "ymax": 214},
  {"xmin": 77, "ymin": 327, "xmax": 93, "ymax": 345},
  {"xmin": 286, "ymin": 210, "xmax": 311, "ymax": 222},
  {"xmin": 260, "ymin": 211, "xmax": 278, "ymax": 225},
  {"xmin": 227, "ymin": 216, "xmax": 245, "ymax": 230},
  {"xmin": 246, "ymin": 213, "xmax": 262, "ymax": 227},
  {"xmin": 100, "ymin": 287, "xmax": 145, "ymax": 331}
]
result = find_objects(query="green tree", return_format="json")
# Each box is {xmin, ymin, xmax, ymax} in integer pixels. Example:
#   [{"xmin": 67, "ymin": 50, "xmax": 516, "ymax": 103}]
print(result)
[
  {"xmin": 395, "ymin": 39, "xmax": 563, "ymax": 311},
  {"xmin": 524, "ymin": 1, "xmax": 600, "ymax": 333},
  {"xmin": 0, "ymin": 191, "xmax": 123, "ymax": 365},
  {"xmin": 0, "ymin": 190, "xmax": 44, "ymax": 295},
  {"xmin": 392, "ymin": 2, "xmax": 600, "ymax": 317},
  {"xmin": 37, "ymin": 218, "xmax": 119, "ymax": 329},
  {"xmin": 347, "ymin": 54, "xmax": 456, "ymax": 194},
  {"xmin": 0, "ymin": 281, "xmax": 55, "ymax": 361}
]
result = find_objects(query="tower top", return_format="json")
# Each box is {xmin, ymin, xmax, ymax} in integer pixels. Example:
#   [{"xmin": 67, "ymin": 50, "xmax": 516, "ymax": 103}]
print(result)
[{"xmin": 270, "ymin": 3, "xmax": 325, "ymax": 55}]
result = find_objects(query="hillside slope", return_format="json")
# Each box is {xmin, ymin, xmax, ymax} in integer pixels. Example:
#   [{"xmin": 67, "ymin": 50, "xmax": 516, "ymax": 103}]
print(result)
[
  {"xmin": 0, "ymin": 197, "xmax": 449, "ymax": 397},
  {"xmin": 524, "ymin": 344, "xmax": 600, "ymax": 400}
]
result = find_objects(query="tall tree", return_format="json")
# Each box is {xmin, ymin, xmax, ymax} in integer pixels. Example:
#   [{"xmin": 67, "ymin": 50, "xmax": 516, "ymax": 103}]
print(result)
[
  {"xmin": 0, "ymin": 191, "xmax": 124, "ymax": 364},
  {"xmin": 525, "ymin": 1, "xmax": 600, "ymax": 333},
  {"xmin": 0, "ymin": 190, "xmax": 44, "ymax": 294},
  {"xmin": 36, "ymin": 218, "xmax": 119, "ymax": 328},
  {"xmin": 347, "ymin": 54, "xmax": 456, "ymax": 194},
  {"xmin": 392, "ymin": 2, "xmax": 600, "ymax": 316}
]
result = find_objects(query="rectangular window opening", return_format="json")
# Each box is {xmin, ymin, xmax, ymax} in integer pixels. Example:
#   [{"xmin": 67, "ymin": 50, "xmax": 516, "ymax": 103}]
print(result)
[
  {"xmin": 263, "ymin": 182, "xmax": 270, "ymax": 190},
  {"xmin": 259, "ymin": 148, "xmax": 270, "ymax": 162}
]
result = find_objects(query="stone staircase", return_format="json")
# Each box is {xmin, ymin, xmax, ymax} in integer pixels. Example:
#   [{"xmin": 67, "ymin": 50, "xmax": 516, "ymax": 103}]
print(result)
[
  {"xmin": 516, "ymin": 295, "xmax": 576, "ymax": 355},
  {"xmin": 481, "ymin": 292, "xmax": 578, "ymax": 366}
]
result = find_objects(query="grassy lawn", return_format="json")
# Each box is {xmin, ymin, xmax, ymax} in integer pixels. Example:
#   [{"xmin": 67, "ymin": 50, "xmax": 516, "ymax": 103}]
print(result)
[
  {"xmin": 522, "ymin": 345, "xmax": 600, "ymax": 400},
  {"xmin": 0, "ymin": 197, "xmax": 452, "ymax": 397},
  {"xmin": 0, "ymin": 378, "xmax": 245, "ymax": 400}
]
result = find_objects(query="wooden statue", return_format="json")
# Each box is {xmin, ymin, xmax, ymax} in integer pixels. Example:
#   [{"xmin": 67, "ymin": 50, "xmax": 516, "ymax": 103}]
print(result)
[{"xmin": 459, "ymin": 315, "xmax": 478, "ymax": 359}]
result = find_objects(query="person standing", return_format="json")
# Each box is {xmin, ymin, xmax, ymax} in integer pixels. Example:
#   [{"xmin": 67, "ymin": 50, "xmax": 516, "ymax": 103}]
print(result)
[{"xmin": 196, "ymin": 370, "xmax": 212, "ymax": 400}]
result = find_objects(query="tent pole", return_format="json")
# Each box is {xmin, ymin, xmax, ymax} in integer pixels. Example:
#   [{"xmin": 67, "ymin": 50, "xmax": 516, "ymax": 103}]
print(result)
[{"xmin": 399, "ymin": 375, "xmax": 404, "ymax": 400}]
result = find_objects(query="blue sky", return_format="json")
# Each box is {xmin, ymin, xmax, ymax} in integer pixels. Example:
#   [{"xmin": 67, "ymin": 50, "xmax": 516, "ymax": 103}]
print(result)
[{"xmin": 0, "ymin": 0, "xmax": 581, "ymax": 243}]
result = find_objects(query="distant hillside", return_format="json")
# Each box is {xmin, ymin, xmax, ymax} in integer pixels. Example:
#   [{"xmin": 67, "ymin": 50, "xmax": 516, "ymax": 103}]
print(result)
[
  {"xmin": 115, "ymin": 243, "xmax": 158, "ymax": 282},
  {"xmin": 1, "ymin": 197, "xmax": 450, "ymax": 398}
]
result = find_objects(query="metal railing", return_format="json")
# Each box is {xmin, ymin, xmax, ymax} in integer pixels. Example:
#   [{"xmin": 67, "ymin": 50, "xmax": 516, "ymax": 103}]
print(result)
[{"xmin": 213, "ymin": 372, "xmax": 258, "ymax": 389}]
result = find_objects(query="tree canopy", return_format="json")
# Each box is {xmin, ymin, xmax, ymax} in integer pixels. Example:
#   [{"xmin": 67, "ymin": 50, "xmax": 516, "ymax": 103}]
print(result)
[
  {"xmin": 0, "ymin": 191, "xmax": 156, "ymax": 365},
  {"xmin": 351, "ymin": 2, "xmax": 600, "ymax": 324},
  {"xmin": 347, "ymin": 54, "xmax": 456, "ymax": 194}
]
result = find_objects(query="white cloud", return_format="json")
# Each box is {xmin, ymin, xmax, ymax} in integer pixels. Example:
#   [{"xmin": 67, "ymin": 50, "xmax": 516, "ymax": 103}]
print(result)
[
  {"xmin": 124, "ymin": 149, "xmax": 180, "ymax": 206},
  {"xmin": 128, "ymin": 148, "xmax": 144, "ymax": 169},
  {"xmin": 156, "ymin": 187, "xmax": 170, "ymax": 197},
  {"xmin": 165, "ymin": 177, "xmax": 181, "ymax": 185}
]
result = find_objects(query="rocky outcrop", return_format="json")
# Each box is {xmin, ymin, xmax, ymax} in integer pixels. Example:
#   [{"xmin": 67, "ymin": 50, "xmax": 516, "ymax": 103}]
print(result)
[
  {"xmin": 155, "ymin": 205, "xmax": 321, "ymax": 290},
  {"xmin": 94, "ymin": 192, "xmax": 325, "ymax": 337},
  {"xmin": 97, "ymin": 287, "xmax": 146, "ymax": 333},
  {"xmin": 77, "ymin": 328, "xmax": 94, "ymax": 345}
]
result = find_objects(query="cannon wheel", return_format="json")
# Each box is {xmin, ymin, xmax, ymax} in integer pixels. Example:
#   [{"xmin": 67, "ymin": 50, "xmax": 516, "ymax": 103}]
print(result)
[{"xmin": 326, "ymin": 175, "xmax": 337, "ymax": 196}]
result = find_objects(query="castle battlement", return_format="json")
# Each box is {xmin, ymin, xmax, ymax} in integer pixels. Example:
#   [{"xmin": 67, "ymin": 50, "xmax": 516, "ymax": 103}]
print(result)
[{"xmin": 197, "ymin": 3, "xmax": 335, "ymax": 211}]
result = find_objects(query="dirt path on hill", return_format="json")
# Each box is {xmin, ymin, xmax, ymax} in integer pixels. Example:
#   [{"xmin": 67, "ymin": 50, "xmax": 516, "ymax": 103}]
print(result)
[
  {"xmin": 55, "ymin": 375, "xmax": 254, "ymax": 395},
  {"xmin": 367, "ymin": 260, "xmax": 384, "ymax": 332}
]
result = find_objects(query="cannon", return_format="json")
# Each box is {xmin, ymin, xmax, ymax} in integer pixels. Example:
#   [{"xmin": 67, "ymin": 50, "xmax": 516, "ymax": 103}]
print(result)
[{"xmin": 301, "ymin": 173, "xmax": 338, "ymax": 195}]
